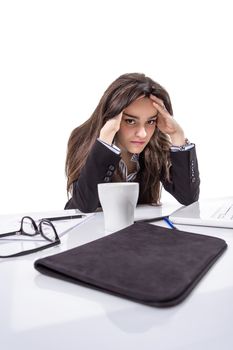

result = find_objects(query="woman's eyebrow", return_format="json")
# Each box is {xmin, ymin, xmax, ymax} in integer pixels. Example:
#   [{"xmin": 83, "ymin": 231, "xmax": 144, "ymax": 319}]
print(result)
[{"xmin": 123, "ymin": 112, "xmax": 158, "ymax": 119}]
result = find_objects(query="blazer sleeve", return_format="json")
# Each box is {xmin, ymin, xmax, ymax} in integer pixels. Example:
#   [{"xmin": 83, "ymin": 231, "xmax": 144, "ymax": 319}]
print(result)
[
  {"xmin": 161, "ymin": 146, "xmax": 200, "ymax": 205},
  {"xmin": 65, "ymin": 140, "xmax": 121, "ymax": 212}
]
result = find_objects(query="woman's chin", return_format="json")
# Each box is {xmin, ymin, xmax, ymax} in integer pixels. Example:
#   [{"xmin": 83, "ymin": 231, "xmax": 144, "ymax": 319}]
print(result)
[{"xmin": 127, "ymin": 143, "xmax": 146, "ymax": 154}]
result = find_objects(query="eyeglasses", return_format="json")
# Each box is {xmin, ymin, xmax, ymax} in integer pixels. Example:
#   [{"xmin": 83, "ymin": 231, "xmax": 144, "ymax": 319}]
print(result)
[{"xmin": 0, "ymin": 216, "xmax": 60, "ymax": 258}]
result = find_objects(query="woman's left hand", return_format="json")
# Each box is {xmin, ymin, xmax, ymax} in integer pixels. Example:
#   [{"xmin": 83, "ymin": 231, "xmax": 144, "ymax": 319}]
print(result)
[{"xmin": 150, "ymin": 94, "xmax": 185, "ymax": 146}]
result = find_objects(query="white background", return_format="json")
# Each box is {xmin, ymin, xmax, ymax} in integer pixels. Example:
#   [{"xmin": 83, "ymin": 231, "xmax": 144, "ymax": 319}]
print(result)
[{"xmin": 0, "ymin": 0, "xmax": 232, "ymax": 214}]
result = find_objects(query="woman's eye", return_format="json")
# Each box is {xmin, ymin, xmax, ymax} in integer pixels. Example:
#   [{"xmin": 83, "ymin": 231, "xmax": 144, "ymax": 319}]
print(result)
[
  {"xmin": 148, "ymin": 119, "xmax": 156, "ymax": 125},
  {"xmin": 125, "ymin": 118, "xmax": 136, "ymax": 125}
]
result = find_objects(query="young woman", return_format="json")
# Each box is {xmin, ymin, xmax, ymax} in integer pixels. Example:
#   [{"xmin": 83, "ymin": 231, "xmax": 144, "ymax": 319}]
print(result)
[{"xmin": 65, "ymin": 73, "xmax": 200, "ymax": 212}]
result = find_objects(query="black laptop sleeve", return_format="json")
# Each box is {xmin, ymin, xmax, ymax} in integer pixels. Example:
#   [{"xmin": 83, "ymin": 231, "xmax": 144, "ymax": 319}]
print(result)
[{"xmin": 34, "ymin": 222, "xmax": 227, "ymax": 307}]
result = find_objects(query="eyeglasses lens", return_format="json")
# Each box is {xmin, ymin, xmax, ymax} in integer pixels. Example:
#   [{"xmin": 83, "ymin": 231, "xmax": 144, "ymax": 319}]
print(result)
[
  {"xmin": 40, "ymin": 221, "xmax": 56, "ymax": 242},
  {"xmin": 22, "ymin": 217, "xmax": 36, "ymax": 235}
]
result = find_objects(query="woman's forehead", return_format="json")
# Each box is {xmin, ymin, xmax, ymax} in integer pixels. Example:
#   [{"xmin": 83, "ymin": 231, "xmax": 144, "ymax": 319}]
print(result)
[{"xmin": 124, "ymin": 97, "xmax": 158, "ymax": 118}]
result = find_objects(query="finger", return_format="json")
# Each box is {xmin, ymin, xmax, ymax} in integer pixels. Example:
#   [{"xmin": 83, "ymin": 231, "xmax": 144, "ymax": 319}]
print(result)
[
  {"xmin": 152, "ymin": 101, "xmax": 166, "ymax": 113},
  {"xmin": 150, "ymin": 94, "xmax": 165, "ymax": 107},
  {"xmin": 118, "ymin": 111, "xmax": 123, "ymax": 119},
  {"xmin": 114, "ymin": 112, "xmax": 123, "ymax": 125},
  {"xmin": 113, "ymin": 111, "xmax": 123, "ymax": 120}
]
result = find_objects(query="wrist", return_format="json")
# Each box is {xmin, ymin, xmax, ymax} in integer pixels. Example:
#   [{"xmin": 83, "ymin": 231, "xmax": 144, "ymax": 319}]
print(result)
[
  {"xmin": 170, "ymin": 131, "xmax": 185, "ymax": 146},
  {"xmin": 170, "ymin": 138, "xmax": 191, "ymax": 151},
  {"xmin": 99, "ymin": 131, "xmax": 115, "ymax": 146}
]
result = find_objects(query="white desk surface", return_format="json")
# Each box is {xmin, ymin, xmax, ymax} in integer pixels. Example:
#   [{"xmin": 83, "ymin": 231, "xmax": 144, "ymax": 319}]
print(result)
[{"xmin": 1, "ymin": 203, "xmax": 233, "ymax": 350}]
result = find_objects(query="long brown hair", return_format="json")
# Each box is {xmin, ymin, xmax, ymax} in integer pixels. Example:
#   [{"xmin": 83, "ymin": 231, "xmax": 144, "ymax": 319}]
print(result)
[{"xmin": 65, "ymin": 73, "xmax": 172, "ymax": 204}]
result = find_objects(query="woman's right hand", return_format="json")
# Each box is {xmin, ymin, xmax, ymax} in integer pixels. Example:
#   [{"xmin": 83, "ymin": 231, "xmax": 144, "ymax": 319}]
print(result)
[{"xmin": 99, "ymin": 112, "xmax": 123, "ymax": 145}]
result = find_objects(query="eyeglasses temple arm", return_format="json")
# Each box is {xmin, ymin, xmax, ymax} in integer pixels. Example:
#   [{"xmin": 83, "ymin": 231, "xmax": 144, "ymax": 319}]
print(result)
[{"xmin": 0, "ymin": 231, "xmax": 21, "ymax": 238}]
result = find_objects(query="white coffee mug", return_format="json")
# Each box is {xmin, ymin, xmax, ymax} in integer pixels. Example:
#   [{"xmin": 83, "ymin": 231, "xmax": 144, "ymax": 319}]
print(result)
[{"xmin": 98, "ymin": 182, "xmax": 139, "ymax": 233}]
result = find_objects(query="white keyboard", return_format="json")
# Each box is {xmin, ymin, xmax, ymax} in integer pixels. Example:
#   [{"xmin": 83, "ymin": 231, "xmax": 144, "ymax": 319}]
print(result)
[{"xmin": 212, "ymin": 202, "xmax": 233, "ymax": 220}]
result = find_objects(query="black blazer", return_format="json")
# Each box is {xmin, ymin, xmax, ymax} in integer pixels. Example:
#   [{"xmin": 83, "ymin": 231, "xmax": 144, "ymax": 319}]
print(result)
[{"xmin": 65, "ymin": 140, "xmax": 200, "ymax": 212}]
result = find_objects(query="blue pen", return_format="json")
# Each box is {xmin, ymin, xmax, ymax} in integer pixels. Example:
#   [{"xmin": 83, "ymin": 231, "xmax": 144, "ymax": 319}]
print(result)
[
  {"xmin": 163, "ymin": 217, "xmax": 177, "ymax": 229},
  {"xmin": 135, "ymin": 215, "xmax": 177, "ymax": 229}
]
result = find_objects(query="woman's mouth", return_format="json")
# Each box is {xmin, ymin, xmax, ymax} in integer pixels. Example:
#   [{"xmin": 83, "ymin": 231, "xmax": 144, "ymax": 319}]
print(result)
[{"xmin": 130, "ymin": 141, "xmax": 146, "ymax": 145}]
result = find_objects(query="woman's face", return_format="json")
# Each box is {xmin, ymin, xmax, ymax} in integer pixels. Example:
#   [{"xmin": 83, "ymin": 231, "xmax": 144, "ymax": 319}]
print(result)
[{"xmin": 115, "ymin": 97, "xmax": 158, "ymax": 154}]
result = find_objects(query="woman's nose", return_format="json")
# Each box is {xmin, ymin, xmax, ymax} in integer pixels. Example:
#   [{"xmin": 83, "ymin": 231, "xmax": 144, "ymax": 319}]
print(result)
[{"xmin": 135, "ymin": 126, "xmax": 147, "ymax": 138}]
